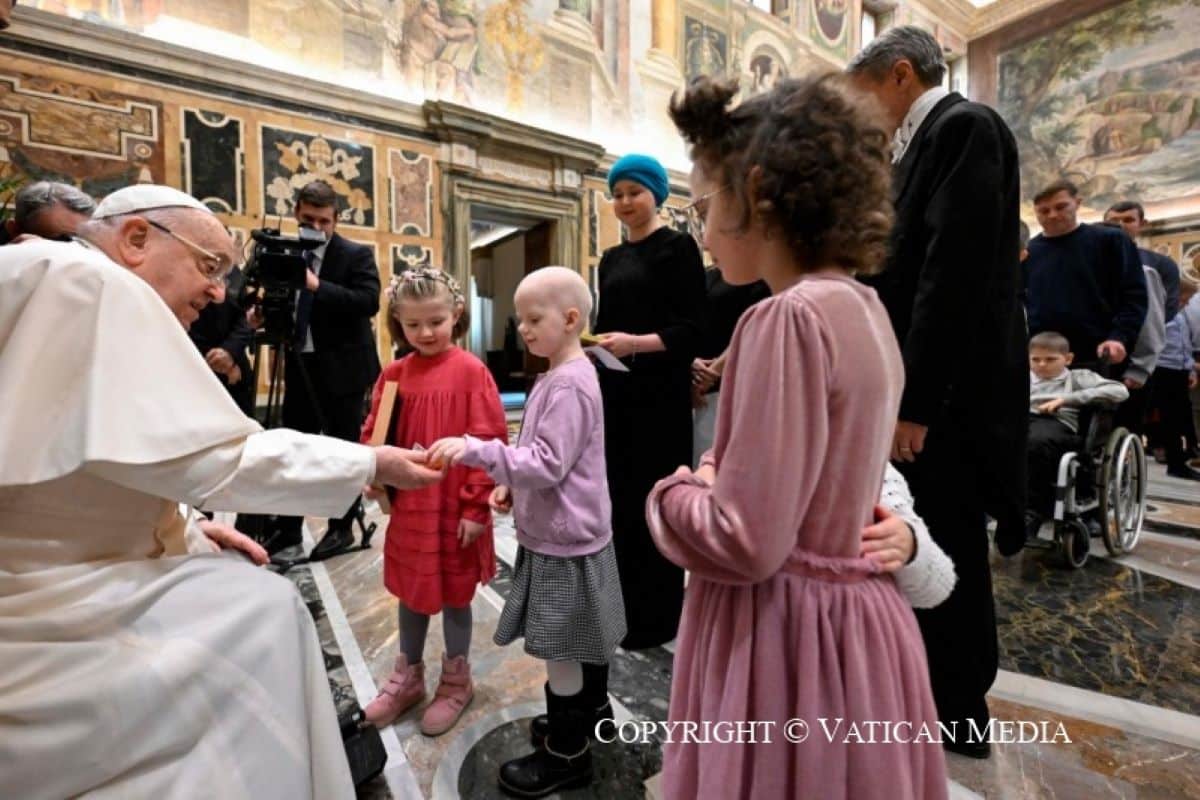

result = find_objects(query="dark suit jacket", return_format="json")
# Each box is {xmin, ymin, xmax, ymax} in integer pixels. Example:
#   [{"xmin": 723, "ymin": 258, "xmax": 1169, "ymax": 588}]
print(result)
[
  {"xmin": 189, "ymin": 266, "xmax": 254, "ymax": 412},
  {"xmin": 862, "ymin": 92, "xmax": 1029, "ymax": 533},
  {"xmin": 302, "ymin": 232, "xmax": 381, "ymax": 395}
]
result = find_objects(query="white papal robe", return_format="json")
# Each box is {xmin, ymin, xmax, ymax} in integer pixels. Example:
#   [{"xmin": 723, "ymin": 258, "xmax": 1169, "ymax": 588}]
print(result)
[{"xmin": 0, "ymin": 240, "xmax": 373, "ymax": 798}]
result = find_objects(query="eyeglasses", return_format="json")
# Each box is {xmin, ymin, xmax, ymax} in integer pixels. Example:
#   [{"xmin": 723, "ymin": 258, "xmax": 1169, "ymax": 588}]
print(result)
[
  {"xmin": 682, "ymin": 186, "xmax": 729, "ymax": 242},
  {"xmin": 146, "ymin": 219, "xmax": 231, "ymax": 287}
]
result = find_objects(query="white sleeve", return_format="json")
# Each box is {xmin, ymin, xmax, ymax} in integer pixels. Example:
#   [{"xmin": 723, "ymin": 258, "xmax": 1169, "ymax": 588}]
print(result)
[
  {"xmin": 880, "ymin": 464, "xmax": 957, "ymax": 609},
  {"xmin": 87, "ymin": 429, "xmax": 376, "ymax": 517}
]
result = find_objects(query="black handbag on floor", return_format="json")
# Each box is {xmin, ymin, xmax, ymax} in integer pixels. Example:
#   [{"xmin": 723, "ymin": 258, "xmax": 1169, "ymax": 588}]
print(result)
[{"xmin": 339, "ymin": 706, "xmax": 387, "ymax": 787}]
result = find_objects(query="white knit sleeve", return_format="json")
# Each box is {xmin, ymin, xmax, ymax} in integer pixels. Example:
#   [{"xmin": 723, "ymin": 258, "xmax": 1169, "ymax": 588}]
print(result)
[{"xmin": 880, "ymin": 464, "xmax": 957, "ymax": 609}]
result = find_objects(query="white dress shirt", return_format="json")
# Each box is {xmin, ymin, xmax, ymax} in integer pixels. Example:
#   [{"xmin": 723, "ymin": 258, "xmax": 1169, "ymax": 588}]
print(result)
[{"xmin": 892, "ymin": 85, "xmax": 950, "ymax": 164}]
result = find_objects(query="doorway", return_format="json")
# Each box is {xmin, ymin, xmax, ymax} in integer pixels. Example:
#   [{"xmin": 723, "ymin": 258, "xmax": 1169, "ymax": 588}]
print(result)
[{"xmin": 467, "ymin": 204, "xmax": 557, "ymax": 409}]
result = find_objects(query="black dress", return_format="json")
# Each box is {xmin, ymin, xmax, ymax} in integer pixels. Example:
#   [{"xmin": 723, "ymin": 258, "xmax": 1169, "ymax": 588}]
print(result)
[
  {"xmin": 594, "ymin": 227, "xmax": 707, "ymax": 649},
  {"xmin": 699, "ymin": 270, "xmax": 770, "ymax": 392}
]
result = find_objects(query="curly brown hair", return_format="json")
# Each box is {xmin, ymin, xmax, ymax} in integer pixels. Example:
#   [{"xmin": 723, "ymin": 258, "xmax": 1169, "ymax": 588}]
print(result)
[{"xmin": 669, "ymin": 73, "xmax": 894, "ymax": 275}]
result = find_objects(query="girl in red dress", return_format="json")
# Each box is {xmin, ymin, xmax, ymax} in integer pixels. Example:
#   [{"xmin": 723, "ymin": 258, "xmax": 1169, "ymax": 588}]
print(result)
[{"xmin": 360, "ymin": 268, "xmax": 507, "ymax": 737}]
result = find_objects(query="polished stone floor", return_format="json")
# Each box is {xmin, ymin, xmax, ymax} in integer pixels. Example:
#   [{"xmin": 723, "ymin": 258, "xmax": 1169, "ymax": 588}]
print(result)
[{"xmin": 289, "ymin": 460, "xmax": 1200, "ymax": 799}]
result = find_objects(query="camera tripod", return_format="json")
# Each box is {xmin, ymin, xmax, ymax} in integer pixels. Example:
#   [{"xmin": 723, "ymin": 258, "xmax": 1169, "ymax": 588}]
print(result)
[{"xmin": 245, "ymin": 333, "xmax": 379, "ymax": 574}]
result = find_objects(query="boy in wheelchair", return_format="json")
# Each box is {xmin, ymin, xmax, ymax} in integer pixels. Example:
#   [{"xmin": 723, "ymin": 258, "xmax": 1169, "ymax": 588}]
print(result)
[{"xmin": 1026, "ymin": 331, "xmax": 1129, "ymax": 542}]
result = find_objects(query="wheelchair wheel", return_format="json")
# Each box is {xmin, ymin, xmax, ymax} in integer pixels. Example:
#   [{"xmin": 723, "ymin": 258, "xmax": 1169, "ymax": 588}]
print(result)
[
  {"xmin": 1058, "ymin": 520, "xmax": 1090, "ymax": 569},
  {"xmin": 1099, "ymin": 429, "xmax": 1147, "ymax": 556}
]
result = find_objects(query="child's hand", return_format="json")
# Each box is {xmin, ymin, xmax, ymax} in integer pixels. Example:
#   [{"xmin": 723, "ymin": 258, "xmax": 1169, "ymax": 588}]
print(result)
[
  {"xmin": 489, "ymin": 485, "xmax": 513, "ymax": 513},
  {"xmin": 363, "ymin": 484, "xmax": 386, "ymax": 502},
  {"xmin": 428, "ymin": 437, "xmax": 467, "ymax": 469},
  {"xmin": 1036, "ymin": 398, "xmax": 1066, "ymax": 414},
  {"xmin": 860, "ymin": 505, "xmax": 915, "ymax": 573},
  {"xmin": 458, "ymin": 518, "xmax": 486, "ymax": 548},
  {"xmin": 695, "ymin": 463, "xmax": 716, "ymax": 485}
]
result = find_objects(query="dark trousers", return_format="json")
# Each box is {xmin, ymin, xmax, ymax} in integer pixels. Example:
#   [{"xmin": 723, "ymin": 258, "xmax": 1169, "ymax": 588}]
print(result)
[
  {"xmin": 277, "ymin": 351, "xmax": 367, "ymax": 535},
  {"xmin": 1151, "ymin": 368, "xmax": 1196, "ymax": 470},
  {"xmin": 902, "ymin": 424, "xmax": 997, "ymax": 731},
  {"xmin": 1114, "ymin": 376, "xmax": 1151, "ymax": 436},
  {"xmin": 1027, "ymin": 416, "xmax": 1080, "ymax": 517}
]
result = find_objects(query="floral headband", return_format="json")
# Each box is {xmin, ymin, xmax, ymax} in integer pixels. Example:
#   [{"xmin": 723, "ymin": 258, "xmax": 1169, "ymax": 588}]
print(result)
[{"xmin": 388, "ymin": 268, "xmax": 465, "ymax": 307}]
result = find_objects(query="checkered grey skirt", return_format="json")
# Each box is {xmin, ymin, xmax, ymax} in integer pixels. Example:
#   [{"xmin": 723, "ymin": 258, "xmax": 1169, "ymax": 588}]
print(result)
[{"xmin": 494, "ymin": 542, "xmax": 627, "ymax": 664}]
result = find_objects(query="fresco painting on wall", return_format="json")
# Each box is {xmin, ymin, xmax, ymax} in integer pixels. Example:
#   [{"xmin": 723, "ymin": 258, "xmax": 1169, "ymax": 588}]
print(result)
[
  {"xmin": 749, "ymin": 50, "xmax": 788, "ymax": 95},
  {"xmin": 261, "ymin": 126, "xmax": 375, "ymax": 227},
  {"xmin": 0, "ymin": 70, "xmax": 162, "ymax": 197},
  {"xmin": 482, "ymin": 0, "xmax": 545, "ymax": 110},
  {"xmin": 998, "ymin": 0, "xmax": 1200, "ymax": 212},
  {"xmin": 808, "ymin": 0, "xmax": 850, "ymax": 59},
  {"xmin": 685, "ymin": 18, "xmax": 729, "ymax": 81},
  {"xmin": 389, "ymin": 0, "xmax": 481, "ymax": 104}
]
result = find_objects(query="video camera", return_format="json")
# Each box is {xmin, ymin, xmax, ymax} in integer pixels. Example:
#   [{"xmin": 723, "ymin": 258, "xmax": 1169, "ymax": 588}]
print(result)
[{"xmin": 242, "ymin": 226, "xmax": 326, "ymax": 345}]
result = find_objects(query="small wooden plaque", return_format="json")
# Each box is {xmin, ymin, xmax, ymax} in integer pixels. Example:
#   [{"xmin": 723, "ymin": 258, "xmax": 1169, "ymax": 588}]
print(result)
[{"xmin": 367, "ymin": 381, "xmax": 399, "ymax": 514}]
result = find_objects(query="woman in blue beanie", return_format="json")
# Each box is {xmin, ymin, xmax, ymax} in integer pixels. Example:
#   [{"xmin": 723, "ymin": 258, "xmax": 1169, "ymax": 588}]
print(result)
[{"xmin": 594, "ymin": 153, "xmax": 707, "ymax": 652}]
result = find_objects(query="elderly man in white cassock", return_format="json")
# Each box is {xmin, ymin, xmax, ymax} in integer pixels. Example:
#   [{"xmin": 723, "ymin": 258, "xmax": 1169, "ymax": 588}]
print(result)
[{"xmin": 0, "ymin": 185, "xmax": 442, "ymax": 799}]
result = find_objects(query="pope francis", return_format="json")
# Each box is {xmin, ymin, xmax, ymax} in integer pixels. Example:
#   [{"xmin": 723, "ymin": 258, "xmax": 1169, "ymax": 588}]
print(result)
[{"xmin": 0, "ymin": 186, "xmax": 441, "ymax": 798}]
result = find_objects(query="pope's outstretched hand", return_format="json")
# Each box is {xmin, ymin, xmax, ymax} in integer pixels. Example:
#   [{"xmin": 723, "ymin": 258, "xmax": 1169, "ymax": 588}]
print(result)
[{"xmin": 374, "ymin": 446, "xmax": 444, "ymax": 489}]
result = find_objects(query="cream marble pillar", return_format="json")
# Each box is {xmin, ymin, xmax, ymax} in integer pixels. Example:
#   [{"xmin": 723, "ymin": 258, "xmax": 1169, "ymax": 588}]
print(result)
[{"xmin": 650, "ymin": 0, "xmax": 678, "ymax": 61}]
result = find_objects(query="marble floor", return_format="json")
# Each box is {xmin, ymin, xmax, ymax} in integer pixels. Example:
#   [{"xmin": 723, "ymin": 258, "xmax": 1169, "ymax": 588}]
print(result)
[{"xmin": 288, "ymin": 460, "xmax": 1200, "ymax": 799}]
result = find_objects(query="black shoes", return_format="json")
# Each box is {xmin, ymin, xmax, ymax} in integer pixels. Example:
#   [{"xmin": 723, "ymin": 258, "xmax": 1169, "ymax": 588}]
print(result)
[
  {"xmin": 309, "ymin": 526, "xmax": 355, "ymax": 561},
  {"xmin": 529, "ymin": 663, "xmax": 613, "ymax": 749},
  {"xmin": 1166, "ymin": 465, "xmax": 1200, "ymax": 481},
  {"xmin": 499, "ymin": 687, "xmax": 593, "ymax": 798}
]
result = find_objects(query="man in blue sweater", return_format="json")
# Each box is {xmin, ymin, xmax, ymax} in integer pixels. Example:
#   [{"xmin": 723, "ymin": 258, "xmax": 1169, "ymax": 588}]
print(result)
[{"xmin": 1024, "ymin": 180, "xmax": 1148, "ymax": 369}]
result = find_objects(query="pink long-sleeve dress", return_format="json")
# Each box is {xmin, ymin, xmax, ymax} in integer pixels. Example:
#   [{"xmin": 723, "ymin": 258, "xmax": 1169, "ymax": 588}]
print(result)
[{"xmin": 646, "ymin": 272, "xmax": 948, "ymax": 799}]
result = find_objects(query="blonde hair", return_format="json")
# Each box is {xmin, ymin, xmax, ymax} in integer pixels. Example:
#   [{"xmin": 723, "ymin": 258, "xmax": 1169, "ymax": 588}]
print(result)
[{"xmin": 386, "ymin": 268, "xmax": 469, "ymax": 342}]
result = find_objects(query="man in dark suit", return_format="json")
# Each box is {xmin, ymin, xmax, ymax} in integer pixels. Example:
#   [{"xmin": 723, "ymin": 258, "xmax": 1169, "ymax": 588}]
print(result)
[
  {"xmin": 189, "ymin": 264, "xmax": 255, "ymax": 414},
  {"xmin": 273, "ymin": 179, "xmax": 381, "ymax": 557},
  {"xmin": 849, "ymin": 26, "xmax": 1028, "ymax": 759}
]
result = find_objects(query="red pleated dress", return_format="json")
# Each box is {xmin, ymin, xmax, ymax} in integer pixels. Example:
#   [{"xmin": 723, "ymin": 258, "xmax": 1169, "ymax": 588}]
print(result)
[{"xmin": 361, "ymin": 347, "xmax": 507, "ymax": 614}]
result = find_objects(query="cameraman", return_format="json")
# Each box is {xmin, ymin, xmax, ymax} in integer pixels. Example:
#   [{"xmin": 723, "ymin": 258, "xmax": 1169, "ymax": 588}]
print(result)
[{"xmin": 270, "ymin": 179, "xmax": 382, "ymax": 557}]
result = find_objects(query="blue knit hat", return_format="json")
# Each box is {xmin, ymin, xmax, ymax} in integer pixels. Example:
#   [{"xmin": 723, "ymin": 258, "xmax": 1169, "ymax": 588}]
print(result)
[{"xmin": 607, "ymin": 154, "xmax": 670, "ymax": 207}]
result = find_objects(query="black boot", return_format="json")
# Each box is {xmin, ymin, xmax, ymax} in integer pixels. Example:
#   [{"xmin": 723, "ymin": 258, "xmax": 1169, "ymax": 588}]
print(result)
[
  {"xmin": 529, "ymin": 664, "xmax": 614, "ymax": 748},
  {"xmin": 500, "ymin": 687, "xmax": 593, "ymax": 798}
]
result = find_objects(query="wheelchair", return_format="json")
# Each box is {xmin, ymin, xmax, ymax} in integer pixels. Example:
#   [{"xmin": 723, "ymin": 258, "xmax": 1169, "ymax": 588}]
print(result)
[{"xmin": 1027, "ymin": 404, "xmax": 1147, "ymax": 569}]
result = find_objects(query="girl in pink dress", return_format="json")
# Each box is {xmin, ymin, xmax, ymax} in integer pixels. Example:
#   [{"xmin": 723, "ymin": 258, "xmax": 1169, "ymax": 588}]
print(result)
[
  {"xmin": 646, "ymin": 75, "xmax": 949, "ymax": 798},
  {"xmin": 360, "ymin": 268, "xmax": 507, "ymax": 737}
]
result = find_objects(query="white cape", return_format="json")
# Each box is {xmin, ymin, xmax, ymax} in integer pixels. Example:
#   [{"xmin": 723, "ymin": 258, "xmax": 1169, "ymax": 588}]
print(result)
[{"xmin": 0, "ymin": 241, "xmax": 362, "ymax": 797}]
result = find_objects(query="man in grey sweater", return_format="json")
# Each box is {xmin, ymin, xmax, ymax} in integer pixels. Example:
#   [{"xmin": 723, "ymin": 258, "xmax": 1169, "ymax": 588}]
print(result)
[{"xmin": 1026, "ymin": 331, "xmax": 1130, "ymax": 538}]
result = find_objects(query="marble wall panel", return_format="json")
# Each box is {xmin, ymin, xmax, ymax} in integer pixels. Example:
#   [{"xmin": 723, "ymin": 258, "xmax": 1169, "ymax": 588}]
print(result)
[
  {"xmin": 393, "ymin": 243, "xmax": 435, "ymax": 272},
  {"xmin": 389, "ymin": 148, "xmax": 433, "ymax": 237},
  {"xmin": 182, "ymin": 109, "xmax": 244, "ymax": 214},
  {"xmin": 260, "ymin": 125, "xmax": 376, "ymax": 228},
  {"xmin": 0, "ymin": 69, "xmax": 162, "ymax": 195}
]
